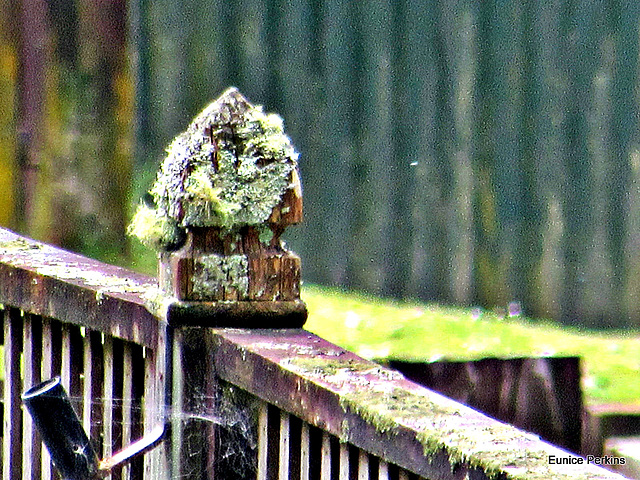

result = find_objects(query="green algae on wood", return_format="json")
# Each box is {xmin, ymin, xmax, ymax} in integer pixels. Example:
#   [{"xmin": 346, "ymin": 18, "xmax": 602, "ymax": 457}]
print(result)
[
  {"xmin": 0, "ymin": 236, "xmax": 148, "ymax": 297},
  {"xmin": 128, "ymin": 87, "xmax": 301, "ymax": 250},
  {"xmin": 283, "ymin": 353, "xmax": 619, "ymax": 480},
  {"xmin": 191, "ymin": 253, "xmax": 249, "ymax": 300}
]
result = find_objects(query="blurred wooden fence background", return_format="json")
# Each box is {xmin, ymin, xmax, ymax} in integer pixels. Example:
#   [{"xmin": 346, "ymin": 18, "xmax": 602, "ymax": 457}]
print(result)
[{"xmin": 2, "ymin": 0, "xmax": 640, "ymax": 328}]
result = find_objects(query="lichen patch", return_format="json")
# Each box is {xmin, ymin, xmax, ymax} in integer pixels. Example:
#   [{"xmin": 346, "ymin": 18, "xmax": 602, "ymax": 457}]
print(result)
[
  {"xmin": 129, "ymin": 87, "xmax": 301, "ymax": 250},
  {"xmin": 192, "ymin": 254, "xmax": 249, "ymax": 300}
]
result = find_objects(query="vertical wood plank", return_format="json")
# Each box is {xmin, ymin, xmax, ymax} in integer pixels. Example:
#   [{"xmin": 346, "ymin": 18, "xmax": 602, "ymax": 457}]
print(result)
[
  {"xmin": 438, "ymin": 0, "xmax": 477, "ymax": 305},
  {"xmin": 349, "ymin": 0, "xmax": 395, "ymax": 294},
  {"xmin": 143, "ymin": 345, "xmax": 157, "ymax": 480},
  {"xmin": 613, "ymin": 2, "xmax": 640, "ymax": 327},
  {"xmin": 51, "ymin": 322, "xmax": 81, "ymax": 480},
  {"xmin": 144, "ymin": 324, "xmax": 167, "ymax": 480},
  {"xmin": 404, "ymin": 0, "xmax": 445, "ymax": 300},
  {"xmin": 112, "ymin": 339, "xmax": 125, "ymax": 480},
  {"xmin": 560, "ymin": 0, "xmax": 599, "ymax": 326},
  {"xmin": 103, "ymin": 335, "xmax": 114, "ymax": 480},
  {"xmin": 59, "ymin": 322, "xmax": 71, "ymax": 387},
  {"xmin": 279, "ymin": 411, "xmax": 290, "ymax": 479},
  {"xmin": 3, "ymin": 309, "xmax": 22, "ymax": 480},
  {"xmin": 41, "ymin": 318, "xmax": 53, "ymax": 480},
  {"xmin": 300, "ymin": 422, "xmax": 311, "ymax": 480},
  {"xmin": 358, "ymin": 450, "xmax": 369, "ymax": 480},
  {"xmin": 122, "ymin": 343, "xmax": 134, "ymax": 480},
  {"xmin": 142, "ymin": 345, "xmax": 156, "ymax": 479},
  {"xmin": 320, "ymin": 432, "xmax": 331, "ymax": 480},
  {"xmin": 257, "ymin": 402, "xmax": 269, "ymax": 480},
  {"xmin": 169, "ymin": 331, "xmax": 184, "ymax": 479},
  {"xmin": 339, "ymin": 443, "xmax": 349, "ymax": 480},
  {"xmin": 529, "ymin": 0, "xmax": 567, "ymax": 321},
  {"xmin": 378, "ymin": 460, "xmax": 389, "ymax": 480},
  {"xmin": 83, "ymin": 329, "xmax": 94, "ymax": 434},
  {"xmin": 62, "ymin": 324, "xmax": 84, "ymax": 412},
  {"xmin": 398, "ymin": 468, "xmax": 410, "ymax": 480},
  {"xmin": 84, "ymin": 330, "xmax": 104, "ymax": 458},
  {"xmin": 130, "ymin": 343, "xmax": 145, "ymax": 480},
  {"xmin": 158, "ymin": 328, "xmax": 169, "ymax": 478},
  {"xmin": 22, "ymin": 314, "xmax": 42, "ymax": 480},
  {"xmin": 41, "ymin": 318, "xmax": 53, "ymax": 380}
]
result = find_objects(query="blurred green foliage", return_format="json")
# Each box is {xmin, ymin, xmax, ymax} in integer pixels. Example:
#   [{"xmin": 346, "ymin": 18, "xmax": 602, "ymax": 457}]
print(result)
[
  {"xmin": 303, "ymin": 284, "xmax": 640, "ymax": 406},
  {"xmin": 4, "ymin": 0, "xmax": 640, "ymax": 329}
]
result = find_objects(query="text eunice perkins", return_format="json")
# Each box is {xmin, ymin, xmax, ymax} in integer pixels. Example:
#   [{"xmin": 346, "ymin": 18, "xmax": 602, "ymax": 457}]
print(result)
[{"xmin": 548, "ymin": 454, "xmax": 626, "ymax": 466}]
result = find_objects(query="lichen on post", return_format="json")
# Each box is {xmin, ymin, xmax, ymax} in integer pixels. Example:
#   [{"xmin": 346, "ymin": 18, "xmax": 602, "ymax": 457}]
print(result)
[{"xmin": 129, "ymin": 87, "xmax": 306, "ymax": 327}]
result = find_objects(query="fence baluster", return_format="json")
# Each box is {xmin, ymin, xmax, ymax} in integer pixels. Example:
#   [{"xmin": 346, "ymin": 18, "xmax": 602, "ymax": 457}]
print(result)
[
  {"xmin": 257, "ymin": 402, "xmax": 269, "ymax": 480},
  {"xmin": 3, "ymin": 309, "xmax": 23, "ymax": 480},
  {"xmin": 103, "ymin": 335, "xmax": 114, "ymax": 479},
  {"xmin": 321, "ymin": 432, "xmax": 331, "ymax": 480},
  {"xmin": 62, "ymin": 323, "xmax": 84, "ymax": 418},
  {"xmin": 279, "ymin": 411, "xmax": 291, "ymax": 479},
  {"xmin": 83, "ymin": 330, "xmax": 94, "ymax": 433},
  {"xmin": 22, "ymin": 314, "xmax": 42, "ymax": 480},
  {"xmin": 84, "ymin": 330, "xmax": 104, "ymax": 456},
  {"xmin": 122, "ymin": 342, "xmax": 134, "ymax": 480},
  {"xmin": 144, "ymin": 338, "xmax": 167, "ymax": 479},
  {"xmin": 169, "ymin": 331, "xmax": 184, "ymax": 479},
  {"xmin": 339, "ymin": 443, "xmax": 349, "ymax": 480},
  {"xmin": 378, "ymin": 460, "xmax": 389, "ymax": 480},
  {"xmin": 358, "ymin": 451, "xmax": 369, "ymax": 480},
  {"xmin": 300, "ymin": 422, "xmax": 311, "ymax": 480},
  {"xmin": 41, "ymin": 318, "xmax": 53, "ymax": 480}
]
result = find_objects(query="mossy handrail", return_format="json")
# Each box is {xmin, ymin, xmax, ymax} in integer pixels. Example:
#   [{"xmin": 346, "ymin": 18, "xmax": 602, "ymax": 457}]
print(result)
[
  {"xmin": 0, "ymin": 226, "xmax": 628, "ymax": 479},
  {"xmin": 0, "ymin": 227, "xmax": 161, "ymax": 348},
  {"xmin": 208, "ymin": 328, "xmax": 627, "ymax": 480}
]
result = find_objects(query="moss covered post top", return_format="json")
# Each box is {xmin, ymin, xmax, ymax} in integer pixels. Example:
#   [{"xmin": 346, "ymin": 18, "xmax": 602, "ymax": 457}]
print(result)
[{"xmin": 129, "ymin": 88, "xmax": 306, "ymax": 328}]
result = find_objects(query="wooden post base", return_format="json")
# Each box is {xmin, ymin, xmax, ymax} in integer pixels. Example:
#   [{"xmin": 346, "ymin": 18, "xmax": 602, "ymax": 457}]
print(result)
[
  {"xmin": 158, "ymin": 227, "xmax": 307, "ymax": 327},
  {"xmin": 164, "ymin": 299, "xmax": 307, "ymax": 328}
]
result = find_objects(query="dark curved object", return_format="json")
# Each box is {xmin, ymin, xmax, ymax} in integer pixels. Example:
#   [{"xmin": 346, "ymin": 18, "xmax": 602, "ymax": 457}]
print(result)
[{"xmin": 22, "ymin": 377, "xmax": 99, "ymax": 480}]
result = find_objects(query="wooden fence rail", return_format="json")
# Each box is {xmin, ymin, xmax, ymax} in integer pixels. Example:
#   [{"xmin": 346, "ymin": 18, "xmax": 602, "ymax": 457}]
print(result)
[
  {"xmin": 0, "ymin": 227, "xmax": 626, "ymax": 479},
  {"xmin": 0, "ymin": 227, "xmax": 166, "ymax": 480}
]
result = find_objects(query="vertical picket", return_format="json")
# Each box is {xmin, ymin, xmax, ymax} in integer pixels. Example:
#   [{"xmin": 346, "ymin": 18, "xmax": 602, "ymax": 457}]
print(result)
[
  {"xmin": 279, "ymin": 411, "xmax": 291, "ymax": 479},
  {"xmin": 22, "ymin": 314, "xmax": 42, "ymax": 480},
  {"xmin": 103, "ymin": 335, "xmax": 114, "ymax": 480},
  {"xmin": 257, "ymin": 402, "xmax": 269, "ymax": 480},
  {"xmin": 122, "ymin": 342, "xmax": 134, "ymax": 480},
  {"xmin": 321, "ymin": 432, "xmax": 332, "ymax": 480},
  {"xmin": 378, "ymin": 460, "xmax": 389, "ymax": 480},
  {"xmin": 358, "ymin": 450, "xmax": 369, "ymax": 480},
  {"xmin": 41, "ymin": 318, "xmax": 54, "ymax": 480},
  {"xmin": 339, "ymin": 443, "xmax": 349, "ymax": 480},
  {"xmin": 300, "ymin": 422, "xmax": 311, "ymax": 480},
  {"xmin": 84, "ymin": 330, "xmax": 104, "ymax": 458},
  {"xmin": 3, "ymin": 309, "xmax": 23, "ymax": 480}
]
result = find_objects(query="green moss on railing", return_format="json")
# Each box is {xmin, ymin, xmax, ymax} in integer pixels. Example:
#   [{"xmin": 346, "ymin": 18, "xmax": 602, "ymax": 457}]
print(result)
[{"xmin": 284, "ymin": 352, "xmax": 617, "ymax": 480}]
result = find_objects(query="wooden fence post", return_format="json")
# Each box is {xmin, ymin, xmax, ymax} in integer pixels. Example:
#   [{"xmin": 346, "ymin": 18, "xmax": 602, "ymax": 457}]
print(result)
[{"xmin": 128, "ymin": 88, "xmax": 307, "ymax": 477}]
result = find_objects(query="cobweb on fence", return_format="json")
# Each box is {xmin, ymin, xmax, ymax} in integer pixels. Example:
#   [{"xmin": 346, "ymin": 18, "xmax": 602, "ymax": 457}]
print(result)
[
  {"xmin": 64, "ymin": 380, "xmax": 258, "ymax": 480},
  {"xmin": 172, "ymin": 381, "xmax": 258, "ymax": 479}
]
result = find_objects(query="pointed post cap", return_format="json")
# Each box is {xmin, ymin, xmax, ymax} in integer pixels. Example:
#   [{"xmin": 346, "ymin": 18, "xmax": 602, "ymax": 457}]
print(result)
[{"xmin": 129, "ymin": 88, "xmax": 306, "ymax": 327}]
